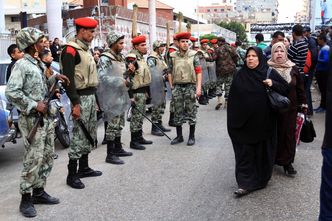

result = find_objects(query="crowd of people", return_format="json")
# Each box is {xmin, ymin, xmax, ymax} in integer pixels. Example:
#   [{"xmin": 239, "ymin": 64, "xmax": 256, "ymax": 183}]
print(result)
[{"xmin": 3, "ymin": 17, "xmax": 332, "ymax": 219}]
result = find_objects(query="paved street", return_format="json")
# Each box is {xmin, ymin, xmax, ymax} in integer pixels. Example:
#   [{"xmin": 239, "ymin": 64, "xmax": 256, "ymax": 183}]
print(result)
[{"xmin": 0, "ymin": 95, "xmax": 325, "ymax": 221}]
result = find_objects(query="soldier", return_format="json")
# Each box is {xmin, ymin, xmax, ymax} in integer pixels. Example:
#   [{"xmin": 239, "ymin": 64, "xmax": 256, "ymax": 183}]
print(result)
[
  {"xmin": 61, "ymin": 17, "xmax": 102, "ymax": 189},
  {"xmin": 97, "ymin": 31, "xmax": 133, "ymax": 164},
  {"xmin": 165, "ymin": 35, "xmax": 179, "ymax": 127},
  {"xmin": 168, "ymin": 32, "xmax": 202, "ymax": 146},
  {"xmin": 147, "ymin": 40, "xmax": 171, "ymax": 136},
  {"xmin": 5, "ymin": 27, "xmax": 69, "ymax": 218},
  {"xmin": 215, "ymin": 37, "xmax": 238, "ymax": 110},
  {"xmin": 207, "ymin": 39, "xmax": 218, "ymax": 98},
  {"xmin": 128, "ymin": 35, "xmax": 153, "ymax": 150}
]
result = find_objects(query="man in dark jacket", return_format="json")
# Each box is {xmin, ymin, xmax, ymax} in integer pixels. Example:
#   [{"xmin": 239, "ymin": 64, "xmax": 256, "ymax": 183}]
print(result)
[
  {"xmin": 319, "ymin": 50, "xmax": 332, "ymax": 221},
  {"xmin": 6, "ymin": 44, "xmax": 24, "ymax": 82}
]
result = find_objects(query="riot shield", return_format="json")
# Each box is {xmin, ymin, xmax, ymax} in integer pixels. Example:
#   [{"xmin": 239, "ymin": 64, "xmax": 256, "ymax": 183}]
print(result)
[
  {"xmin": 199, "ymin": 56, "xmax": 210, "ymax": 85},
  {"xmin": 0, "ymin": 99, "xmax": 9, "ymax": 136},
  {"xmin": 149, "ymin": 65, "xmax": 165, "ymax": 106},
  {"xmin": 97, "ymin": 63, "xmax": 130, "ymax": 121},
  {"xmin": 207, "ymin": 61, "xmax": 217, "ymax": 82}
]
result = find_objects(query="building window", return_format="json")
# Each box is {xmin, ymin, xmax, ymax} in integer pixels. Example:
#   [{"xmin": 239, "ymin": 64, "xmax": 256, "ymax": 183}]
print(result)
[
  {"xmin": 11, "ymin": 16, "xmax": 20, "ymax": 22},
  {"xmin": 214, "ymin": 9, "xmax": 218, "ymax": 12},
  {"xmin": 207, "ymin": 9, "xmax": 210, "ymax": 12},
  {"xmin": 221, "ymin": 9, "xmax": 225, "ymax": 12}
]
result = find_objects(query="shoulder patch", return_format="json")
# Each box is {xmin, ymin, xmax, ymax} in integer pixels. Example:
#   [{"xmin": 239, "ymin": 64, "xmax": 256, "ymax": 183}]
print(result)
[{"xmin": 66, "ymin": 46, "xmax": 76, "ymax": 57}]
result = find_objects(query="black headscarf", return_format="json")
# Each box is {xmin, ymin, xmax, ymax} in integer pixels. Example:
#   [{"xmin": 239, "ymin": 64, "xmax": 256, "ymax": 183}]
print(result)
[{"xmin": 227, "ymin": 46, "xmax": 276, "ymax": 144}]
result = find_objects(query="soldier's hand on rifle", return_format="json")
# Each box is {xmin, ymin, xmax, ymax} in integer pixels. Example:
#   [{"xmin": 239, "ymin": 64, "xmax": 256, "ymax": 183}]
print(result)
[
  {"xmin": 36, "ymin": 101, "xmax": 48, "ymax": 114},
  {"xmin": 56, "ymin": 74, "xmax": 70, "ymax": 86},
  {"xmin": 130, "ymin": 98, "xmax": 136, "ymax": 108},
  {"xmin": 128, "ymin": 63, "xmax": 136, "ymax": 73},
  {"xmin": 72, "ymin": 104, "xmax": 81, "ymax": 120}
]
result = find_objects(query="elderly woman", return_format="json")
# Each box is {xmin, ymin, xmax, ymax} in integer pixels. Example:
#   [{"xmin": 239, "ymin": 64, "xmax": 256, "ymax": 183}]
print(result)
[
  {"xmin": 227, "ymin": 46, "xmax": 289, "ymax": 197},
  {"xmin": 267, "ymin": 42, "xmax": 307, "ymax": 176}
]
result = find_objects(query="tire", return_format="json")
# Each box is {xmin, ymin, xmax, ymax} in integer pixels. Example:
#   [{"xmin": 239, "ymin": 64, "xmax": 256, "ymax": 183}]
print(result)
[{"xmin": 55, "ymin": 113, "xmax": 70, "ymax": 148}]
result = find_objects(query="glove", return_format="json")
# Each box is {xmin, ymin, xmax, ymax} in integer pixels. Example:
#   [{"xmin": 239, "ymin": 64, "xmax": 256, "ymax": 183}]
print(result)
[{"xmin": 72, "ymin": 104, "xmax": 80, "ymax": 120}]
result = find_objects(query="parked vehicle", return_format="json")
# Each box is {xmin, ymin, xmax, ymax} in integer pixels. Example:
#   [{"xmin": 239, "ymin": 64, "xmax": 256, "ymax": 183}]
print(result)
[{"xmin": 0, "ymin": 60, "xmax": 17, "ymax": 147}]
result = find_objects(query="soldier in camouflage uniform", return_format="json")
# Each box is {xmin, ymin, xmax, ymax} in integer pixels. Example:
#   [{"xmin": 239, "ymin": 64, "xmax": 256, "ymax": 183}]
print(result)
[
  {"xmin": 215, "ymin": 37, "xmax": 238, "ymax": 110},
  {"xmin": 165, "ymin": 35, "xmax": 179, "ymax": 127},
  {"xmin": 5, "ymin": 27, "xmax": 69, "ymax": 218},
  {"xmin": 128, "ymin": 35, "xmax": 153, "ymax": 150},
  {"xmin": 147, "ymin": 40, "xmax": 171, "ymax": 136},
  {"xmin": 61, "ymin": 17, "xmax": 102, "ymax": 189},
  {"xmin": 168, "ymin": 32, "xmax": 202, "ymax": 146},
  {"xmin": 97, "ymin": 31, "xmax": 133, "ymax": 165}
]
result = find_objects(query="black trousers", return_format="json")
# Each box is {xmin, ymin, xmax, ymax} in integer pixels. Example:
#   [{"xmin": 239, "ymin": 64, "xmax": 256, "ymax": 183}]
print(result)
[{"xmin": 316, "ymin": 71, "xmax": 328, "ymax": 109}]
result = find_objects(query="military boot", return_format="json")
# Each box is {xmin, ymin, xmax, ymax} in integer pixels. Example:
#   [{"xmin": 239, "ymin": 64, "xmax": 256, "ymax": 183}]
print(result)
[
  {"xmin": 187, "ymin": 125, "xmax": 196, "ymax": 146},
  {"xmin": 20, "ymin": 193, "xmax": 36, "ymax": 218},
  {"xmin": 158, "ymin": 120, "xmax": 171, "ymax": 132},
  {"xmin": 106, "ymin": 141, "xmax": 124, "ymax": 164},
  {"xmin": 32, "ymin": 188, "xmax": 59, "ymax": 204},
  {"xmin": 102, "ymin": 121, "xmax": 108, "ymax": 145},
  {"xmin": 114, "ymin": 136, "xmax": 133, "ymax": 157},
  {"xmin": 151, "ymin": 124, "xmax": 164, "ymax": 136},
  {"xmin": 168, "ymin": 112, "xmax": 176, "ymax": 127},
  {"xmin": 66, "ymin": 159, "xmax": 85, "ymax": 189},
  {"xmin": 171, "ymin": 126, "xmax": 184, "ymax": 145},
  {"xmin": 138, "ymin": 130, "xmax": 153, "ymax": 144},
  {"xmin": 130, "ymin": 131, "xmax": 146, "ymax": 150},
  {"xmin": 77, "ymin": 154, "xmax": 102, "ymax": 178}
]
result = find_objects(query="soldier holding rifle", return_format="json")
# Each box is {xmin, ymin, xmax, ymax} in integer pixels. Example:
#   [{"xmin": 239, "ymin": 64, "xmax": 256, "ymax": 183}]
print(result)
[{"xmin": 5, "ymin": 27, "xmax": 69, "ymax": 218}]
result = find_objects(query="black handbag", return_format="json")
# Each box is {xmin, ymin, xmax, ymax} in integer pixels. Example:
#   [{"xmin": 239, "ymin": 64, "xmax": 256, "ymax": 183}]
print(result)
[
  {"xmin": 266, "ymin": 67, "xmax": 290, "ymax": 112},
  {"xmin": 300, "ymin": 116, "xmax": 316, "ymax": 143}
]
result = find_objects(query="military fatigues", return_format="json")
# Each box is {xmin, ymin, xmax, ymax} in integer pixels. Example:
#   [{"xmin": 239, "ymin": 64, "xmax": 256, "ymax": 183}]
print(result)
[
  {"xmin": 169, "ymin": 50, "xmax": 201, "ymax": 126},
  {"xmin": 147, "ymin": 51, "xmax": 168, "ymax": 124},
  {"xmin": 128, "ymin": 49, "xmax": 151, "ymax": 132},
  {"xmin": 5, "ymin": 54, "xmax": 56, "ymax": 194},
  {"xmin": 98, "ymin": 50, "xmax": 127, "ymax": 142},
  {"xmin": 61, "ymin": 39, "xmax": 98, "ymax": 159},
  {"xmin": 215, "ymin": 44, "xmax": 238, "ymax": 100}
]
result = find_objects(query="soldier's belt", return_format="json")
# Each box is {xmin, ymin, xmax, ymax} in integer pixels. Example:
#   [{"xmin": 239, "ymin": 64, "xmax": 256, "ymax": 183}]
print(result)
[
  {"xmin": 77, "ymin": 87, "xmax": 97, "ymax": 96},
  {"xmin": 174, "ymin": 84, "xmax": 195, "ymax": 88}
]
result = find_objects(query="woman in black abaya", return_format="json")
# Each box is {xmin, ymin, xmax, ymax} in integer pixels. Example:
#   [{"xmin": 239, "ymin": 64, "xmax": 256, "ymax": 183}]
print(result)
[{"xmin": 227, "ymin": 47, "xmax": 289, "ymax": 197}]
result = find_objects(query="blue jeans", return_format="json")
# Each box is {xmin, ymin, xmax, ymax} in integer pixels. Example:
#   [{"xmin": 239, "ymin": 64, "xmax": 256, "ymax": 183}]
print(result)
[
  {"xmin": 319, "ymin": 148, "xmax": 332, "ymax": 221},
  {"xmin": 303, "ymin": 74, "xmax": 313, "ymax": 114}
]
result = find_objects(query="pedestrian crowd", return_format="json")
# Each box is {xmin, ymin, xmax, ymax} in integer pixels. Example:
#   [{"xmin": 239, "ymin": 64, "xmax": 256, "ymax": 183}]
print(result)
[{"xmin": 3, "ymin": 17, "xmax": 332, "ymax": 219}]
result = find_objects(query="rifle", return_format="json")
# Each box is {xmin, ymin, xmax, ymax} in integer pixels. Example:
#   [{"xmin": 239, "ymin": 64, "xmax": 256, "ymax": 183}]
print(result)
[
  {"xmin": 76, "ymin": 118, "xmax": 96, "ymax": 147},
  {"xmin": 26, "ymin": 81, "xmax": 57, "ymax": 145}
]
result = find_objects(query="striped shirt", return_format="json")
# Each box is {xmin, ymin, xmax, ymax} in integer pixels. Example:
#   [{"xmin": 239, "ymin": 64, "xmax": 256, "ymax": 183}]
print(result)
[{"xmin": 287, "ymin": 38, "xmax": 308, "ymax": 75}]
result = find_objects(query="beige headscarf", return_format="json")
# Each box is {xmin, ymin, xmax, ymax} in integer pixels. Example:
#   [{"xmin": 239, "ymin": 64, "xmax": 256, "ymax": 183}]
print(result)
[{"xmin": 267, "ymin": 42, "xmax": 295, "ymax": 83}]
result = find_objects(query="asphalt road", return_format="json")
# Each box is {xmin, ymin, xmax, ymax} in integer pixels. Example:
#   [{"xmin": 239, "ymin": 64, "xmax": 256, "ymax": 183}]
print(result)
[{"xmin": 0, "ymin": 94, "xmax": 325, "ymax": 221}]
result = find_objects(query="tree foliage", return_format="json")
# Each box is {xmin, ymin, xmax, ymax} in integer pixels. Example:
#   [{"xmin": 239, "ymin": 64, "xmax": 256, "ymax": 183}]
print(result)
[
  {"xmin": 199, "ymin": 34, "xmax": 217, "ymax": 40},
  {"xmin": 218, "ymin": 21, "xmax": 247, "ymax": 42}
]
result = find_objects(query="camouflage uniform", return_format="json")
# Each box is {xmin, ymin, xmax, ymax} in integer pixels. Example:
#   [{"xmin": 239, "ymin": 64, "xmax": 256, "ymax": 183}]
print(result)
[
  {"xmin": 168, "ymin": 50, "xmax": 201, "ymax": 126},
  {"xmin": 6, "ymin": 53, "xmax": 56, "ymax": 194},
  {"xmin": 215, "ymin": 43, "xmax": 238, "ymax": 100},
  {"xmin": 61, "ymin": 35, "xmax": 102, "ymax": 189}
]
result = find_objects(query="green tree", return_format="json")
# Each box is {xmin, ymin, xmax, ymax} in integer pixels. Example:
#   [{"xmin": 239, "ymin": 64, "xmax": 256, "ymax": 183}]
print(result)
[
  {"xmin": 199, "ymin": 34, "xmax": 217, "ymax": 40},
  {"xmin": 218, "ymin": 21, "xmax": 247, "ymax": 42}
]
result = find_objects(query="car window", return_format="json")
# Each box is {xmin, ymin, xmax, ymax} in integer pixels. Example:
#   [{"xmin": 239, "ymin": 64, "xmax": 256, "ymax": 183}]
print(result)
[{"xmin": 0, "ymin": 64, "xmax": 9, "ymax": 86}]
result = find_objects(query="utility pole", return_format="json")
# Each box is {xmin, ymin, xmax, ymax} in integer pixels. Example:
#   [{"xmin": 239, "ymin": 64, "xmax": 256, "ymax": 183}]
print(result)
[
  {"xmin": 97, "ymin": 0, "xmax": 102, "ymax": 44},
  {"xmin": 0, "ymin": 0, "xmax": 6, "ymax": 33},
  {"xmin": 148, "ymin": 0, "xmax": 156, "ymax": 50},
  {"xmin": 46, "ymin": 0, "xmax": 63, "ymax": 41}
]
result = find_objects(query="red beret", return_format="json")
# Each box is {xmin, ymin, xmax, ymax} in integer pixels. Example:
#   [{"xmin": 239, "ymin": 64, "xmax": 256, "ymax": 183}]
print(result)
[
  {"xmin": 200, "ymin": 39, "xmax": 209, "ymax": 44},
  {"xmin": 75, "ymin": 17, "xmax": 98, "ymax": 28},
  {"xmin": 190, "ymin": 37, "xmax": 197, "ymax": 42},
  {"xmin": 176, "ymin": 32, "xmax": 191, "ymax": 40},
  {"xmin": 173, "ymin": 34, "xmax": 178, "ymax": 40},
  {"xmin": 131, "ymin": 35, "xmax": 146, "ymax": 45},
  {"xmin": 210, "ymin": 39, "xmax": 218, "ymax": 44}
]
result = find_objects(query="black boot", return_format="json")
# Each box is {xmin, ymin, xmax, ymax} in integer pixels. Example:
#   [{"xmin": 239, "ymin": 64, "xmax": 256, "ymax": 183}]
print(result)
[
  {"xmin": 114, "ymin": 136, "xmax": 133, "ymax": 157},
  {"xmin": 66, "ymin": 159, "xmax": 85, "ymax": 189},
  {"xmin": 151, "ymin": 124, "xmax": 164, "ymax": 136},
  {"xmin": 171, "ymin": 126, "xmax": 184, "ymax": 145},
  {"xmin": 158, "ymin": 120, "xmax": 171, "ymax": 132},
  {"xmin": 187, "ymin": 125, "xmax": 196, "ymax": 146},
  {"xmin": 105, "ymin": 141, "xmax": 124, "ymax": 164},
  {"xmin": 168, "ymin": 112, "xmax": 176, "ymax": 127},
  {"xmin": 130, "ymin": 131, "xmax": 146, "ymax": 150},
  {"xmin": 102, "ymin": 121, "xmax": 108, "ymax": 145},
  {"xmin": 20, "ymin": 193, "xmax": 36, "ymax": 218},
  {"xmin": 138, "ymin": 130, "xmax": 153, "ymax": 144},
  {"xmin": 77, "ymin": 154, "xmax": 102, "ymax": 178},
  {"xmin": 32, "ymin": 188, "xmax": 59, "ymax": 204}
]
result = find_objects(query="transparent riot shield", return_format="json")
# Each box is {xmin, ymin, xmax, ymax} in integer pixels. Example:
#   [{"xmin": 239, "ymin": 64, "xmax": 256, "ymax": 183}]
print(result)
[
  {"xmin": 149, "ymin": 65, "xmax": 165, "ymax": 106},
  {"xmin": 207, "ymin": 61, "xmax": 217, "ymax": 83}
]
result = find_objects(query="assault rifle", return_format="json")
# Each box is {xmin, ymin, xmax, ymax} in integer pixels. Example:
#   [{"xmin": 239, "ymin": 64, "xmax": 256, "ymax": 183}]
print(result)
[{"xmin": 26, "ymin": 81, "xmax": 57, "ymax": 145}]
